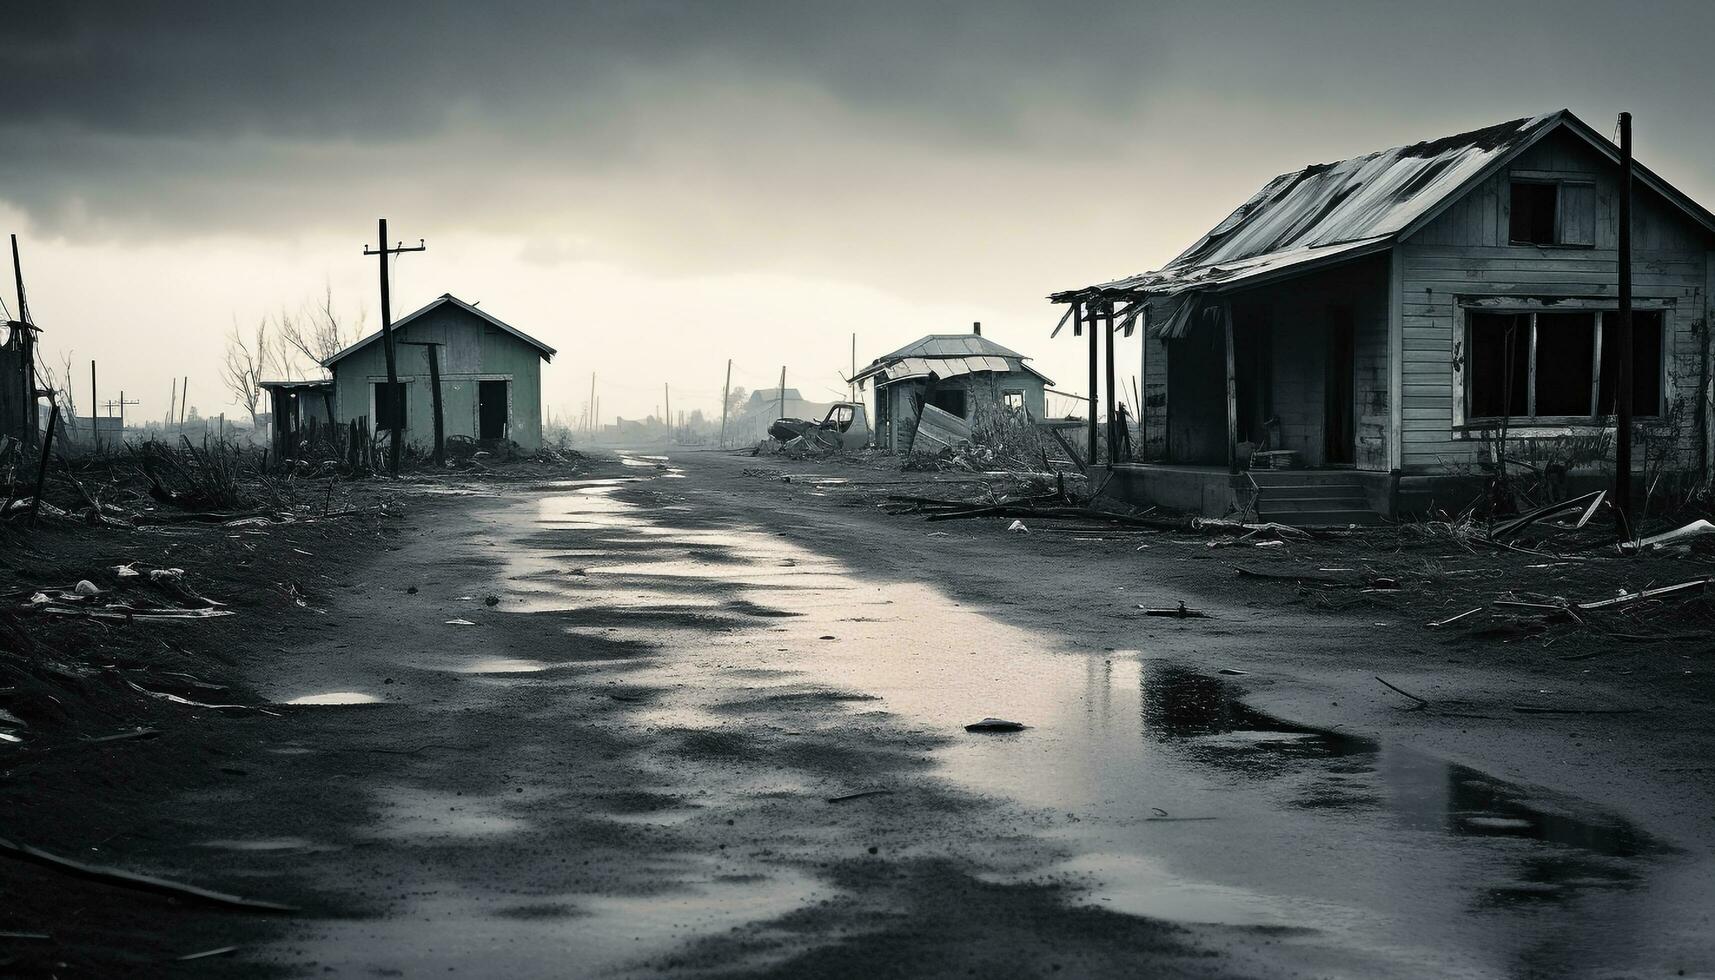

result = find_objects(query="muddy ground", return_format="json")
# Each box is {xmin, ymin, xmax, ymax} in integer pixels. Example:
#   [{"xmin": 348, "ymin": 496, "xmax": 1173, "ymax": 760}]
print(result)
[{"xmin": 2, "ymin": 449, "xmax": 1712, "ymax": 978}]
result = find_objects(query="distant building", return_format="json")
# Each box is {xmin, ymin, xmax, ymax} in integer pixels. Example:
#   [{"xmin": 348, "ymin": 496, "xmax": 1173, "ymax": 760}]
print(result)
[
  {"xmin": 322, "ymin": 294, "xmax": 556, "ymax": 450},
  {"xmin": 852, "ymin": 324, "xmax": 1053, "ymax": 452},
  {"xmin": 258, "ymin": 379, "xmax": 335, "ymax": 456}
]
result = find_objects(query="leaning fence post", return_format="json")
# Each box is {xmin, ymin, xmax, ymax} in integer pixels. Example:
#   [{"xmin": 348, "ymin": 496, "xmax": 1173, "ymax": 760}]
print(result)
[{"xmin": 29, "ymin": 404, "xmax": 60, "ymax": 527}]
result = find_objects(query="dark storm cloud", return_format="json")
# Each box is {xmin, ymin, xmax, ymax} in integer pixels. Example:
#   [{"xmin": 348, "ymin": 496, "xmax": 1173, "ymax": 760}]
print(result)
[
  {"xmin": 7, "ymin": 1, "xmax": 1163, "ymax": 142},
  {"xmin": 7, "ymin": 0, "xmax": 1715, "ymax": 250}
]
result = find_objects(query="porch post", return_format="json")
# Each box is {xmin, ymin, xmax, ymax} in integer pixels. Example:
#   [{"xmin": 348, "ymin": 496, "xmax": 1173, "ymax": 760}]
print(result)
[
  {"xmin": 1083, "ymin": 300, "xmax": 1097, "ymax": 466},
  {"xmin": 1139, "ymin": 314, "xmax": 1148, "ymax": 460},
  {"xmin": 1223, "ymin": 303, "xmax": 1238, "ymax": 474},
  {"xmin": 1103, "ymin": 301, "xmax": 1117, "ymax": 467}
]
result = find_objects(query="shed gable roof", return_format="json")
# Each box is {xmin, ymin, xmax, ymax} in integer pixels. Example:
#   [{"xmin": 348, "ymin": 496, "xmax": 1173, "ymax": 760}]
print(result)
[
  {"xmin": 322, "ymin": 293, "xmax": 556, "ymax": 367},
  {"xmin": 1051, "ymin": 110, "xmax": 1715, "ymax": 315}
]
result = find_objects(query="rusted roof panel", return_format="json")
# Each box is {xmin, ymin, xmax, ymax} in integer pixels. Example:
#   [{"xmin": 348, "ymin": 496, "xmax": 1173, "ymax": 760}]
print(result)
[
  {"xmin": 1059, "ymin": 112, "xmax": 1566, "ymax": 302},
  {"xmin": 854, "ymin": 333, "xmax": 1053, "ymax": 387}
]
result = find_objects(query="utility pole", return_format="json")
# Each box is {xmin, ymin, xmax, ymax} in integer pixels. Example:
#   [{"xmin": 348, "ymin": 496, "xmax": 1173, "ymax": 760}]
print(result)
[
  {"xmin": 89, "ymin": 360, "xmax": 98, "ymax": 451},
  {"xmin": 363, "ymin": 218, "xmax": 427, "ymax": 476},
  {"xmin": 1615, "ymin": 112, "xmax": 1635, "ymax": 530},
  {"xmin": 107, "ymin": 392, "xmax": 138, "ymax": 439},
  {"xmin": 167, "ymin": 378, "xmax": 177, "ymax": 430},
  {"xmin": 401, "ymin": 341, "xmax": 446, "ymax": 467},
  {"xmin": 180, "ymin": 376, "xmax": 189, "ymax": 425},
  {"xmin": 588, "ymin": 372, "xmax": 596, "ymax": 436},
  {"xmin": 664, "ymin": 383, "xmax": 671, "ymax": 442},
  {"xmin": 851, "ymin": 334, "xmax": 856, "ymax": 403},
  {"xmin": 720, "ymin": 358, "xmax": 732, "ymax": 449},
  {"xmin": 778, "ymin": 366, "xmax": 786, "ymax": 420}
]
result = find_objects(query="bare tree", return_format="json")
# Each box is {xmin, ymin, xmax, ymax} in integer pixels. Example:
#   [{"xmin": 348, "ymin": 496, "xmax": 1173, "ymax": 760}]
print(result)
[
  {"xmin": 274, "ymin": 284, "xmax": 365, "ymax": 377},
  {"xmin": 221, "ymin": 318, "xmax": 276, "ymax": 426}
]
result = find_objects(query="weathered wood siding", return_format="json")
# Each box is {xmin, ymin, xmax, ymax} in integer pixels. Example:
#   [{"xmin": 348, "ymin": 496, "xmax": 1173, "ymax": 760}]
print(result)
[
  {"xmin": 331, "ymin": 304, "xmax": 547, "ymax": 450},
  {"xmin": 1399, "ymin": 128, "xmax": 1713, "ymax": 474}
]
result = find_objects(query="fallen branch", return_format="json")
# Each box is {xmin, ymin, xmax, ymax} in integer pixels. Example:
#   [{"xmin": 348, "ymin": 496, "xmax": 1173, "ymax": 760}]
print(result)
[
  {"xmin": 1374, "ymin": 676, "xmax": 1428, "ymax": 710},
  {"xmin": 0, "ymin": 835, "xmax": 296, "ymax": 912}
]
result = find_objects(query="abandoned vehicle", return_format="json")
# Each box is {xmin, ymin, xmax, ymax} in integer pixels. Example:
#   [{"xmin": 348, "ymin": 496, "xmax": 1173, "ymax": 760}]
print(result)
[
  {"xmin": 321, "ymin": 293, "xmax": 556, "ymax": 451},
  {"xmin": 1052, "ymin": 109, "xmax": 1715, "ymax": 522},
  {"xmin": 853, "ymin": 324, "xmax": 1054, "ymax": 452}
]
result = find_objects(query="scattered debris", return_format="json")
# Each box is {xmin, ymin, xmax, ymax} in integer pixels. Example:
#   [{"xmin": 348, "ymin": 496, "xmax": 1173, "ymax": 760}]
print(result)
[
  {"xmin": 1374, "ymin": 676, "xmax": 1428, "ymax": 711},
  {"xmin": 1426, "ymin": 607, "xmax": 1483, "ymax": 629},
  {"xmin": 0, "ymin": 835, "xmax": 296, "ymax": 912},
  {"xmin": 1006, "ymin": 519, "xmax": 1029, "ymax": 534},
  {"xmin": 1143, "ymin": 602, "xmax": 1206, "ymax": 619},
  {"xmin": 176, "ymin": 946, "xmax": 242, "ymax": 961},
  {"xmin": 964, "ymin": 717, "xmax": 1027, "ymax": 733},
  {"xmin": 827, "ymin": 790, "xmax": 895, "ymax": 804},
  {"xmin": 445, "ymin": 618, "xmax": 477, "ymax": 626}
]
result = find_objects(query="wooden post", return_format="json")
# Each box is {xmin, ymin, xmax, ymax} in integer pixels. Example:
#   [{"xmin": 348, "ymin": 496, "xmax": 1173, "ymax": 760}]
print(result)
[
  {"xmin": 720, "ymin": 358, "xmax": 732, "ymax": 449},
  {"xmin": 664, "ymin": 383, "xmax": 671, "ymax": 442},
  {"xmin": 167, "ymin": 378, "xmax": 176, "ymax": 431},
  {"xmin": 180, "ymin": 376, "xmax": 188, "ymax": 425},
  {"xmin": 1103, "ymin": 302, "xmax": 1117, "ymax": 466},
  {"xmin": 588, "ymin": 372, "xmax": 596, "ymax": 435},
  {"xmin": 89, "ymin": 360, "xmax": 97, "ymax": 452},
  {"xmin": 1615, "ymin": 111, "xmax": 1634, "ymax": 526},
  {"xmin": 1224, "ymin": 303, "xmax": 1239, "ymax": 473},
  {"xmin": 425, "ymin": 345, "xmax": 445, "ymax": 466},
  {"xmin": 29, "ymin": 403, "xmax": 58, "ymax": 526},
  {"xmin": 1084, "ymin": 300, "xmax": 1097, "ymax": 465},
  {"xmin": 778, "ymin": 367, "xmax": 786, "ymax": 420},
  {"xmin": 378, "ymin": 218, "xmax": 400, "ymax": 475}
]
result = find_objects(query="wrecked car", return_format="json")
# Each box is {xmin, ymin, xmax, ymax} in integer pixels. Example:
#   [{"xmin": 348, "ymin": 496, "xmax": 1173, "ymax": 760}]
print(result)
[{"xmin": 767, "ymin": 402, "xmax": 870, "ymax": 453}]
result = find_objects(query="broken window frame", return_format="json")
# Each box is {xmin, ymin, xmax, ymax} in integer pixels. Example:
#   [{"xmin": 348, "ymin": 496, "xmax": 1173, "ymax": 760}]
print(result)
[
  {"xmin": 1460, "ymin": 305, "xmax": 1666, "ymax": 427},
  {"xmin": 1002, "ymin": 390, "xmax": 1025, "ymax": 415},
  {"xmin": 1507, "ymin": 174, "xmax": 1597, "ymax": 248}
]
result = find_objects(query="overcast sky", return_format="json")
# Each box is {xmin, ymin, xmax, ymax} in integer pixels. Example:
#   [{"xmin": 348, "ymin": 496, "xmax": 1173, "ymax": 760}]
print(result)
[{"xmin": 7, "ymin": 0, "xmax": 1714, "ymax": 425}]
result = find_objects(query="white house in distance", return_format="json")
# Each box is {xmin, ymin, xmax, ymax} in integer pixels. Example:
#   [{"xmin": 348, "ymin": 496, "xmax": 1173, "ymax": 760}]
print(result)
[{"xmin": 322, "ymin": 293, "xmax": 555, "ymax": 450}]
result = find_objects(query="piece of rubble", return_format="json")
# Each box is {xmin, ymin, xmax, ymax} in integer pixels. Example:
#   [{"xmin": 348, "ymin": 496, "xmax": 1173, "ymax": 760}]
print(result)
[{"xmin": 965, "ymin": 718, "xmax": 1027, "ymax": 733}]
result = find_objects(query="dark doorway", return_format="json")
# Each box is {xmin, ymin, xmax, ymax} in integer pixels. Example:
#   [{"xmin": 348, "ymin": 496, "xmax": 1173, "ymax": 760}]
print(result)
[
  {"xmin": 1324, "ymin": 308, "xmax": 1355, "ymax": 465},
  {"xmin": 479, "ymin": 380, "xmax": 508, "ymax": 439}
]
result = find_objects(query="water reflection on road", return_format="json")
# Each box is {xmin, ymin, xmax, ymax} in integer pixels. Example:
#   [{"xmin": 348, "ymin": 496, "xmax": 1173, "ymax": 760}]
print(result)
[{"xmin": 491, "ymin": 458, "xmax": 1711, "ymax": 978}]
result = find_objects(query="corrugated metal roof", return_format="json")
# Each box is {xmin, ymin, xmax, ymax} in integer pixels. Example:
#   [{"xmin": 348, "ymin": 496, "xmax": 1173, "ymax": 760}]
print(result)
[
  {"xmin": 1068, "ymin": 113, "xmax": 1560, "ymax": 303},
  {"xmin": 853, "ymin": 334, "xmax": 1052, "ymax": 386}
]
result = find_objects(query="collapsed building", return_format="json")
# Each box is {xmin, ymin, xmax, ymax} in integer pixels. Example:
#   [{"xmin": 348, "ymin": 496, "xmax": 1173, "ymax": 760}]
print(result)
[
  {"xmin": 1052, "ymin": 110, "xmax": 1715, "ymax": 522},
  {"xmin": 852, "ymin": 324, "xmax": 1053, "ymax": 452}
]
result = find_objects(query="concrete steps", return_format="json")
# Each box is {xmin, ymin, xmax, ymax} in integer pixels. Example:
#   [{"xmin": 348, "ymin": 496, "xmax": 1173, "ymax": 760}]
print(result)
[{"xmin": 1247, "ymin": 472, "xmax": 1382, "ymax": 526}]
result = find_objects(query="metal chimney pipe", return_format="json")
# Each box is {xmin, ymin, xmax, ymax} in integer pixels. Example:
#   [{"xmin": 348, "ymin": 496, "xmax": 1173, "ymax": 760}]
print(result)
[{"xmin": 972, "ymin": 321, "xmax": 982, "ymax": 336}]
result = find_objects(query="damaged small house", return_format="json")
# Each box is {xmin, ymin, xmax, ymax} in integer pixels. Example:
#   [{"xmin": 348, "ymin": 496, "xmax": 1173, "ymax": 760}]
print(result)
[
  {"xmin": 263, "ymin": 293, "xmax": 555, "ymax": 456},
  {"xmin": 1053, "ymin": 109, "xmax": 1715, "ymax": 522},
  {"xmin": 853, "ymin": 325, "xmax": 1053, "ymax": 452}
]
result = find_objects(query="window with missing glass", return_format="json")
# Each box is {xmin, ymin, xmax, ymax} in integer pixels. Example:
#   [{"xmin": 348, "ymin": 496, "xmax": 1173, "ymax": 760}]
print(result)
[
  {"xmin": 1464, "ymin": 309, "xmax": 1664, "ymax": 422},
  {"xmin": 1508, "ymin": 178, "xmax": 1596, "ymax": 247}
]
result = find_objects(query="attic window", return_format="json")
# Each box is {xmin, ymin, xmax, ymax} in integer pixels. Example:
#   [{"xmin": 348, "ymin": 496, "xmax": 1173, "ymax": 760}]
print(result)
[{"xmin": 1509, "ymin": 178, "xmax": 1596, "ymax": 247}]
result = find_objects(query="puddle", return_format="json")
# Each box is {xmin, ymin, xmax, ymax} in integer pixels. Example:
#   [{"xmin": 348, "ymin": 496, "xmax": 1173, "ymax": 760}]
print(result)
[
  {"xmin": 457, "ymin": 658, "xmax": 551, "ymax": 674},
  {"xmin": 198, "ymin": 837, "xmax": 337, "ymax": 853},
  {"xmin": 471, "ymin": 471, "xmax": 1714, "ymax": 978},
  {"xmin": 282, "ymin": 691, "xmax": 384, "ymax": 706}
]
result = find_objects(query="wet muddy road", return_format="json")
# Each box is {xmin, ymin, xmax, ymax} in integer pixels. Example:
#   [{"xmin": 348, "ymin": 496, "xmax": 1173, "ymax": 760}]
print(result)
[{"xmin": 231, "ymin": 451, "xmax": 1712, "ymax": 978}]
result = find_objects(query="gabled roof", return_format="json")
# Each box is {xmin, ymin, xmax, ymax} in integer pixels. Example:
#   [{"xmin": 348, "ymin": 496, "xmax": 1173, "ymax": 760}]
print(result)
[
  {"xmin": 749, "ymin": 387, "xmax": 806, "ymax": 403},
  {"xmin": 1050, "ymin": 110, "xmax": 1715, "ymax": 323},
  {"xmin": 853, "ymin": 333, "xmax": 1053, "ymax": 387},
  {"xmin": 322, "ymin": 293, "xmax": 556, "ymax": 367}
]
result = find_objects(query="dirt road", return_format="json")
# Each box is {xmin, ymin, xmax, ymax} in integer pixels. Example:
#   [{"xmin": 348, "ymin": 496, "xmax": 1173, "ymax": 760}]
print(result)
[{"xmin": 6, "ymin": 449, "xmax": 1712, "ymax": 978}]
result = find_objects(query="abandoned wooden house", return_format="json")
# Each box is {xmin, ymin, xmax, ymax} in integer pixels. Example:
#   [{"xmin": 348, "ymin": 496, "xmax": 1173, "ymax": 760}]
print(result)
[
  {"xmin": 1052, "ymin": 110, "xmax": 1715, "ymax": 522},
  {"xmin": 852, "ymin": 324, "xmax": 1053, "ymax": 452},
  {"xmin": 322, "ymin": 293, "xmax": 556, "ymax": 451}
]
